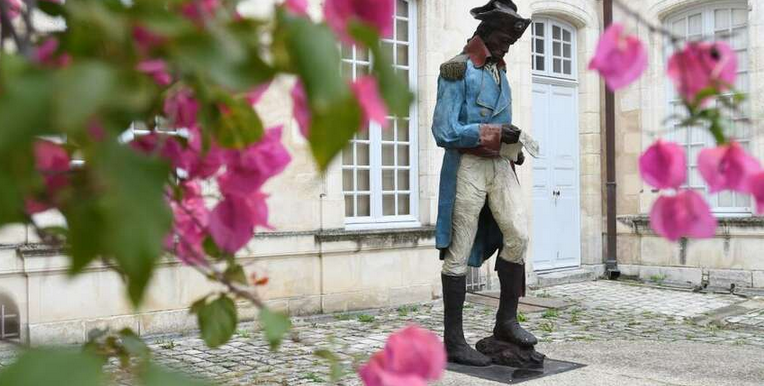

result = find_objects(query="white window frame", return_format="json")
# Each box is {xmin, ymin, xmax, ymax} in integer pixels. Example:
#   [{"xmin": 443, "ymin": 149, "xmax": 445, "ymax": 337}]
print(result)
[
  {"xmin": 664, "ymin": 1, "xmax": 752, "ymax": 215},
  {"xmin": 531, "ymin": 17, "xmax": 578, "ymax": 82},
  {"xmin": 343, "ymin": 0, "xmax": 419, "ymax": 230}
]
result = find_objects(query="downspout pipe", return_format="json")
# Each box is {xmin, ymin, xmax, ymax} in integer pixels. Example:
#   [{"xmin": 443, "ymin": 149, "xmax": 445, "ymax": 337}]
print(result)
[{"xmin": 604, "ymin": 0, "xmax": 621, "ymax": 280}]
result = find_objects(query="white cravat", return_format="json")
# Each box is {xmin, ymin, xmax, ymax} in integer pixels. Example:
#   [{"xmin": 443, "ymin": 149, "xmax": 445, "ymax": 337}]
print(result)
[{"xmin": 484, "ymin": 61, "xmax": 501, "ymax": 85}]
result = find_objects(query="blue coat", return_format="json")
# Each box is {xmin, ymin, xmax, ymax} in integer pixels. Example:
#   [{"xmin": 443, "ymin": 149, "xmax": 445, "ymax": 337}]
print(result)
[{"xmin": 432, "ymin": 58, "xmax": 513, "ymax": 268}]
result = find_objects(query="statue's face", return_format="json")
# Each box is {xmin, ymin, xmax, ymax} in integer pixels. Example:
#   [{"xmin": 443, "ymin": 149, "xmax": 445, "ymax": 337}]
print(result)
[{"xmin": 484, "ymin": 30, "xmax": 519, "ymax": 60}]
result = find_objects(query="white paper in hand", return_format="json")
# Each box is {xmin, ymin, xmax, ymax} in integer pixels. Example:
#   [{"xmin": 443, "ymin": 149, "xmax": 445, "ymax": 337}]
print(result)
[{"xmin": 500, "ymin": 131, "xmax": 540, "ymax": 162}]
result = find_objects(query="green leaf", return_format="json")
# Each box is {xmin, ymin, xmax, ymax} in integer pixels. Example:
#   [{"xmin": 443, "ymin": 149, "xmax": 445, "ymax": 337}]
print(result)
[
  {"xmin": 53, "ymin": 61, "xmax": 117, "ymax": 131},
  {"xmin": 119, "ymin": 328, "xmax": 150, "ymax": 359},
  {"xmin": 259, "ymin": 307, "xmax": 291, "ymax": 350},
  {"xmin": 202, "ymin": 236, "xmax": 225, "ymax": 259},
  {"xmin": 37, "ymin": 0, "xmax": 67, "ymax": 17},
  {"xmin": 0, "ymin": 350, "xmax": 105, "ymax": 386},
  {"xmin": 212, "ymin": 95, "xmax": 264, "ymax": 149},
  {"xmin": 307, "ymin": 95, "xmax": 363, "ymax": 169},
  {"xmin": 315, "ymin": 349, "xmax": 345, "ymax": 382},
  {"xmin": 141, "ymin": 363, "xmax": 213, "ymax": 386},
  {"xmin": 223, "ymin": 264, "xmax": 248, "ymax": 285},
  {"xmin": 194, "ymin": 295, "xmax": 238, "ymax": 348}
]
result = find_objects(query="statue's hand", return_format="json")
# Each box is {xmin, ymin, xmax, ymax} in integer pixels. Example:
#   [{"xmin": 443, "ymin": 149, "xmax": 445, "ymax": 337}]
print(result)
[
  {"xmin": 515, "ymin": 150, "xmax": 525, "ymax": 166},
  {"xmin": 501, "ymin": 124, "xmax": 521, "ymax": 144}
]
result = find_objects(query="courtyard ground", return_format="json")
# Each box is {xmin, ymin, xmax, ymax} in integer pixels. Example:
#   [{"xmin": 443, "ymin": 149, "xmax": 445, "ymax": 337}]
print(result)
[{"xmin": 2, "ymin": 279, "xmax": 763, "ymax": 385}]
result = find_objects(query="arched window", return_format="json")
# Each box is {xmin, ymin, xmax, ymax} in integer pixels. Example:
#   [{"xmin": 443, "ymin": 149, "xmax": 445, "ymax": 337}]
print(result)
[
  {"xmin": 0, "ymin": 293, "xmax": 20, "ymax": 341},
  {"xmin": 341, "ymin": 0, "xmax": 418, "ymax": 228},
  {"xmin": 531, "ymin": 17, "xmax": 577, "ymax": 81},
  {"xmin": 665, "ymin": 2, "xmax": 750, "ymax": 213}
]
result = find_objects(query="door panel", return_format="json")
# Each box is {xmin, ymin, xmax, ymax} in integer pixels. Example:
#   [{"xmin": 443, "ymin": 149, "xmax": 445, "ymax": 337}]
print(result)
[{"xmin": 531, "ymin": 80, "xmax": 581, "ymax": 271}]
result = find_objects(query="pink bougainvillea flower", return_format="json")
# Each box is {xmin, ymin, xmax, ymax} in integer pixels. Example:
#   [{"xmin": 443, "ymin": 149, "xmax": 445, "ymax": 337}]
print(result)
[
  {"xmin": 667, "ymin": 41, "xmax": 737, "ymax": 104},
  {"xmin": 359, "ymin": 325, "xmax": 446, "ymax": 386},
  {"xmin": 169, "ymin": 181, "xmax": 209, "ymax": 265},
  {"xmin": 749, "ymin": 172, "xmax": 764, "ymax": 214},
  {"xmin": 2, "ymin": 0, "xmax": 22, "ymax": 20},
  {"xmin": 218, "ymin": 126, "xmax": 291, "ymax": 196},
  {"xmin": 164, "ymin": 88, "xmax": 200, "ymax": 128},
  {"xmin": 137, "ymin": 59, "xmax": 172, "ymax": 86},
  {"xmin": 698, "ymin": 141, "xmax": 760, "ymax": 194},
  {"xmin": 352, "ymin": 76, "xmax": 388, "ymax": 128},
  {"xmin": 33, "ymin": 38, "xmax": 71, "ymax": 68},
  {"xmin": 34, "ymin": 140, "xmax": 70, "ymax": 192},
  {"xmin": 87, "ymin": 121, "xmax": 106, "ymax": 142},
  {"xmin": 650, "ymin": 190, "xmax": 716, "ymax": 242},
  {"xmin": 132, "ymin": 25, "xmax": 166, "ymax": 54},
  {"xmin": 180, "ymin": 0, "xmax": 221, "ymax": 22},
  {"xmin": 291, "ymin": 80, "xmax": 311, "ymax": 138},
  {"xmin": 208, "ymin": 193, "xmax": 271, "ymax": 254},
  {"xmin": 284, "ymin": 0, "xmax": 308, "ymax": 16},
  {"xmin": 588, "ymin": 23, "xmax": 648, "ymax": 91},
  {"xmin": 246, "ymin": 82, "xmax": 271, "ymax": 106},
  {"xmin": 639, "ymin": 140, "xmax": 687, "ymax": 190},
  {"xmin": 25, "ymin": 199, "xmax": 51, "ymax": 215},
  {"xmin": 324, "ymin": 0, "xmax": 394, "ymax": 44}
]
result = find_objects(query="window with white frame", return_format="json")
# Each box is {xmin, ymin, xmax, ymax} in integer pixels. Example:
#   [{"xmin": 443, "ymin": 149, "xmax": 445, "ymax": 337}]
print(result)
[
  {"xmin": 341, "ymin": 0, "xmax": 418, "ymax": 227},
  {"xmin": 532, "ymin": 18, "xmax": 576, "ymax": 80},
  {"xmin": 665, "ymin": 2, "xmax": 751, "ymax": 213}
]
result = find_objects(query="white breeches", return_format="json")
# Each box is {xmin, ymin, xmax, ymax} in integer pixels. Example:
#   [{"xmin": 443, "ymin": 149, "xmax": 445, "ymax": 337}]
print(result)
[{"xmin": 442, "ymin": 154, "xmax": 529, "ymax": 277}]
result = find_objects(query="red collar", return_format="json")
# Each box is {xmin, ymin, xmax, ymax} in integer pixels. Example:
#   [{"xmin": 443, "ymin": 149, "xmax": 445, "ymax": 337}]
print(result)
[{"xmin": 464, "ymin": 36, "xmax": 506, "ymax": 69}]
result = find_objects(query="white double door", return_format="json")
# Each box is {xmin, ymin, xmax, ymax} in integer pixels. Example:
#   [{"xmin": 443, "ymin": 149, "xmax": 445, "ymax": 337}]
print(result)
[{"xmin": 531, "ymin": 79, "xmax": 581, "ymax": 271}]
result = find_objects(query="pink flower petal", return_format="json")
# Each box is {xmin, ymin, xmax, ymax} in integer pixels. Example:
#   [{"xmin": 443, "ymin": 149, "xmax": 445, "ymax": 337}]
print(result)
[
  {"xmin": 639, "ymin": 140, "xmax": 687, "ymax": 190},
  {"xmin": 180, "ymin": 0, "xmax": 221, "ymax": 22},
  {"xmin": 169, "ymin": 183, "xmax": 209, "ymax": 265},
  {"xmin": 358, "ymin": 325, "xmax": 446, "ymax": 386},
  {"xmin": 352, "ymin": 76, "xmax": 388, "ymax": 128},
  {"xmin": 164, "ymin": 88, "xmax": 199, "ymax": 129},
  {"xmin": 132, "ymin": 25, "xmax": 166, "ymax": 53},
  {"xmin": 137, "ymin": 59, "xmax": 172, "ymax": 86},
  {"xmin": 667, "ymin": 42, "xmax": 737, "ymax": 104},
  {"xmin": 750, "ymin": 172, "xmax": 764, "ymax": 214},
  {"xmin": 208, "ymin": 195, "xmax": 254, "ymax": 254},
  {"xmin": 650, "ymin": 190, "xmax": 717, "ymax": 242},
  {"xmin": 324, "ymin": 0, "xmax": 394, "ymax": 44},
  {"xmin": 291, "ymin": 80, "xmax": 311, "ymax": 138},
  {"xmin": 698, "ymin": 142, "xmax": 760, "ymax": 194},
  {"xmin": 588, "ymin": 24, "xmax": 648, "ymax": 91},
  {"xmin": 284, "ymin": 0, "xmax": 308, "ymax": 16},
  {"xmin": 34, "ymin": 140, "xmax": 70, "ymax": 192}
]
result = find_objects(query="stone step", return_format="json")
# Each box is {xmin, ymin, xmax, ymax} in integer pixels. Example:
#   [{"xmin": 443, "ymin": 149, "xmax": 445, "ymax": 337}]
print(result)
[{"xmin": 533, "ymin": 268, "xmax": 597, "ymax": 288}]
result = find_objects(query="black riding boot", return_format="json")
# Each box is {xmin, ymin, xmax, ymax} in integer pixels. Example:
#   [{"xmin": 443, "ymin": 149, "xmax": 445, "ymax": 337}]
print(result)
[
  {"xmin": 493, "ymin": 259, "xmax": 538, "ymax": 347},
  {"xmin": 442, "ymin": 274, "xmax": 492, "ymax": 366}
]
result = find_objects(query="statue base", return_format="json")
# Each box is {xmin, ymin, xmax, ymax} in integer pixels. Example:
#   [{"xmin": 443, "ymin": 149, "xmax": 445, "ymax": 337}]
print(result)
[{"xmin": 475, "ymin": 336, "xmax": 545, "ymax": 369}]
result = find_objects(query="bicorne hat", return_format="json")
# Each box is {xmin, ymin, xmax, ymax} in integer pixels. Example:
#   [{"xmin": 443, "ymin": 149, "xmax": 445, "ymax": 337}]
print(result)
[{"xmin": 470, "ymin": 0, "xmax": 532, "ymax": 38}]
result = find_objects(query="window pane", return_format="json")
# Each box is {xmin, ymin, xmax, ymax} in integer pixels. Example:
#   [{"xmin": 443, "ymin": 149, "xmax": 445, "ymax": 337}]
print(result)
[
  {"xmin": 535, "ymin": 56, "xmax": 544, "ymax": 71},
  {"xmin": 563, "ymin": 43, "xmax": 571, "ymax": 58},
  {"xmin": 343, "ymin": 169, "xmax": 354, "ymax": 191},
  {"xmin": 383, "ymin": 169, "xmax": 395, "ymax": 191},
  {"xmin": 397, "ymin": 170, "xmax": 410, "ymax": 190},
  {"xmin": 731, "ymin": 27, "xmax": 747, "ymax": 50},
  {"xmin": 672, "ymin": 19, "xmax": 686, "ymax": 36},
  {"xmin": 358, "ymin": 195, "xmax": 371, "ymax": 216},
  {"xmin": 735, "ymin": 193, "xmax": 751, "ymax": 208},
  {"xmin": 398, "ymin": 195, "xmax": 410, "ymax": 215},
  {"xmin": 341, "ymin": 62, "xmax": 353, "ymax": 79},
  {"xmin": 553, "ymin": 42, "xmax": 561, "ymax": 56},
  {"xmin": 718, "ymin": 190, "xmax": 734, "ymax": 207},
  {"xmin": 358, "ymin": 169, "xmax": 370, "ymax": 191},
  {"xmin": 357, "ymin": 128, "xmax": 369, "ymax": 140},
  {"xmin": 553, "ymin": 58, "xmax": 561, "ymax": 73},
  {"xmin": 396, "ymin": 0, "xmax": 408, "ymax": 17},
  {"xmin": 396, "ymin": 119, "xmax": 409, "ymax": 141},
  {"xmin": 715, "ymin": 9, "xmax": 730, "ymax": 30},
  {"xmin": 397, "ymin": 145, "xmax": 409, "ymax": 166},
  {"xmin": 345, "ymin": 195, "xmax": 354, "ymax": 217},
  {"xmin": 397, "ymin": 44, "xmax": 409, "ymax": 66},
  {"xmin": 688, "ymin": 13, "xmax": 702, "ymax": 35},
  {"xmin": 553, "ymin": 25, "xmax": 561, "ymax": 39},
  {"xmin": 535, "ymin": 38, "xmax": 544, "ymax": 54},
  {"xmin": 383, "ymin": 195, "xmax": 395, "ymax": 216},
  {"xmin": 342, "ymin": 146, "xmax": 354, "ymax": 165},
  {"xmin": 356, "ymin": 47, "xmax": 370, "ymax": 62},
  {"xmin": 357, "ymin": 143, "xmax": 370, "ymax": 166},
  {"xmin": 382, "ymin": 144, "xmax": 395, "ymax": 166},
  {"xmin": 562, "ymin": 29, "xmax": 571, "ymax": 42},
  {"xmin": 341, "ymin": 44, "xmax": 353, "ymax": 60},
  {"xmin": 383, "ymin": 121, "xmax": 395, "ymax": 140},
  {"xmin": 563, "ymin": 60, "xmax": 571, "ymax": 75},
  {"xmin": 732, "ymin": 9, "xmax": 747, "ymax": 26},
  {"xmin": 535, "ymin": 22, "xmax": 544, "ymax": 37},
  {"xmin": 396, "ymin": 19, "xmax": 408, "ymax": 41}
]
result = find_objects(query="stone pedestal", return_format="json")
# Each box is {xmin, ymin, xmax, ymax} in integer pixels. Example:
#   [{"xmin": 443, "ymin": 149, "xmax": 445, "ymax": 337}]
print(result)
[{"xmin": 476, "ymin": 336, "xmax": 545, "ymax": 369}]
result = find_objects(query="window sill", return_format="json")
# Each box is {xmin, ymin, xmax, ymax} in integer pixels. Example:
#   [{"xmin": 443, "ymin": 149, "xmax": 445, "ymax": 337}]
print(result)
[
  {"xmin": 315, "ymin": 225, "xmax": 435, "ymax": 244},
  {"xmin": 618, "ymin": 215, "xmax": 764, "ymax": 235}
]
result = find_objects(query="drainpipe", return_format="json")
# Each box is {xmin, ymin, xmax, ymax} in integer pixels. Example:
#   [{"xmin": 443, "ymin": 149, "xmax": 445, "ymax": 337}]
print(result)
[{"xmin": 604, "ymin": 0, "xmax": 620, "ymax": 280}]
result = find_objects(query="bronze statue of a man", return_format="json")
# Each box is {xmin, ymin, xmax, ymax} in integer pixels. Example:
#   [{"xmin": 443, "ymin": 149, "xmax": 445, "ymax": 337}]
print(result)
[{"xmin": 431, "ymin": 0, "xmax": 537, "ymax": 366}]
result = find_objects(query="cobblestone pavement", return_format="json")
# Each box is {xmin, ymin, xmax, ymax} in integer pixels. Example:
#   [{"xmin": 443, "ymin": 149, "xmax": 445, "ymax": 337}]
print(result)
[
  {"xmin": 138, "ymin": 280, "xmax": 763, "ymax": 385},
  {"xmin": 2, "ymin": 280, "xmax": 763, "ymax": 385},
  {"xmin": 726, "ymin": 309, "xmax": 764, "ymax": 328}
]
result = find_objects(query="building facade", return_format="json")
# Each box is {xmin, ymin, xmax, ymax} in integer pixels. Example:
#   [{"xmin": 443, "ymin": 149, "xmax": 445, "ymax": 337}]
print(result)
[{"xmin": 0, "ymin": 0, "xmax": 762, "ymax": 345}]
